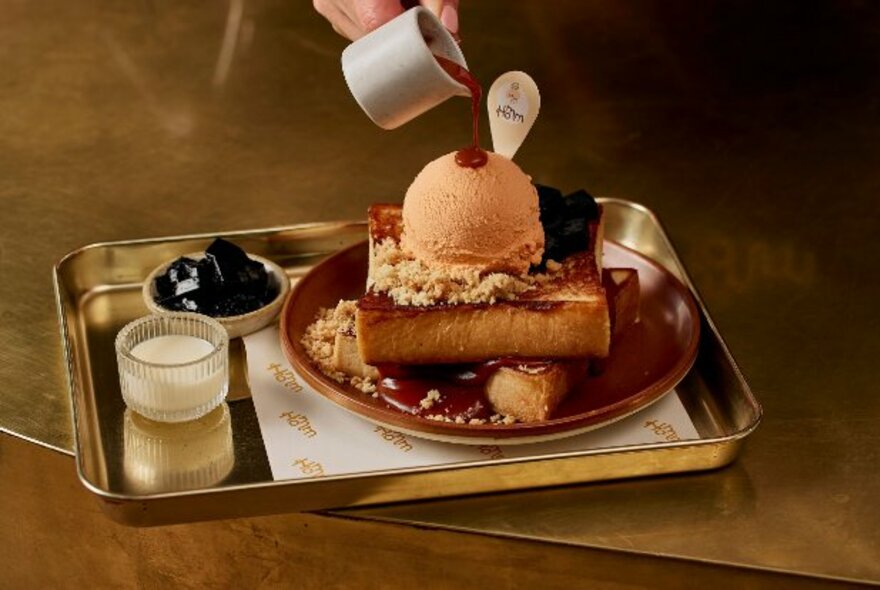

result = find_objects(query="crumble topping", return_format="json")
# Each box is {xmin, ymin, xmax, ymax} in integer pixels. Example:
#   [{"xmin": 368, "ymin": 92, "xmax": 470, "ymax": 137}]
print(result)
[
  {"xmin": 490, "ymin": 414, "xmax": 518, "ymax": 425},
  {"xmin": 425, "ymin": 414, "xmax": 468, "ymax": 424},
  {"xmin": 351, "ymin": 375, "xmax": 377, "ymax": 396},
  {"xmin": 368, "ymin": 239, "xmax": 559, "ymax": 307},
  {"xmin": 545, "ymin": 259, "xmax": 562, "ymax": 272},
  {"xmin": 333, "ymin": 299, "xmax": 358, "ymax": 336},
  {"xmin": 301, "ymin": 307, "xmax": 346, "ymax": 383},
  {"xmin": 302, "ymin": 301, "xmax": 376, "ymax": 391},
  {"xmin": 515, "ymin": 364, "xmax": 551, "ymax": 375},
  {"xmin": 419, "ymin": 389, "xmax": 441, "ymax": 409},
  {"xmin": 425, "ymin": 413, "xmax": 517, "ymax": 425},
  {"xmin": 301, "ymin": 308, "xmax": 378, "ymax": 394}
]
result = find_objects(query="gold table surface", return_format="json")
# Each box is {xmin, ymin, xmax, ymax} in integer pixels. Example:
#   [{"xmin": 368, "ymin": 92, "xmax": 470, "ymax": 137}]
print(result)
[{"xmin": 1, "ymin": 0, "xmax": 878, "ymax": 586}]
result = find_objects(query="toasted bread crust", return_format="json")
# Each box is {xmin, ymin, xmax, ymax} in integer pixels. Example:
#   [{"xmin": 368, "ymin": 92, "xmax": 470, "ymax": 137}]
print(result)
[
  {"xmin": 358, "ymin": 297, "xmax": 609, "ymax": 364},
  {"xmin": 358, "ymin": 204, "xmax": 609, "ymax": 364}
]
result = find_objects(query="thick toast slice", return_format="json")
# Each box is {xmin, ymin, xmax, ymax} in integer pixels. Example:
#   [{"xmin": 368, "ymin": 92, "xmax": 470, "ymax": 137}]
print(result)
[
  {"xmin": 331, "ymin": 268, "xmax": 638, "ymax": 422},
  {"xmin": 357, "ymin": 205, "xmax": 609, "ymax": 365}
]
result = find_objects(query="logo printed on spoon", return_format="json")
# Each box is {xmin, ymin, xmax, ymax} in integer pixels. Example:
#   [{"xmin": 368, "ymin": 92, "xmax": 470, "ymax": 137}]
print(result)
[{"xmin": 488, "ymin": 71, "xmax": 541, "ymax": 160}]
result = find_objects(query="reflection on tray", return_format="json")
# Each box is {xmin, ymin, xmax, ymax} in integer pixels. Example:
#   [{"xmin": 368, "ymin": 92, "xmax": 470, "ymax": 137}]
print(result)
[{"xmin": 124, "ymin": 404, "xmax": 234, "ymax": 494}]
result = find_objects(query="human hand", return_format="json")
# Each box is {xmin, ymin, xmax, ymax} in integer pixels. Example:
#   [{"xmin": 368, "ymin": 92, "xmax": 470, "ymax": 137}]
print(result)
[{"xmin": 314, "ymin": 0, "xmax": 460, "ymax": 41}]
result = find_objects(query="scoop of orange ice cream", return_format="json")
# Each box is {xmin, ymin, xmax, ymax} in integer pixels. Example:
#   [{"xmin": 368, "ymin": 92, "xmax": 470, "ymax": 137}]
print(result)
[{"xmin": 401, "ymin": 151, "xmax": 545, "ymax": 274}]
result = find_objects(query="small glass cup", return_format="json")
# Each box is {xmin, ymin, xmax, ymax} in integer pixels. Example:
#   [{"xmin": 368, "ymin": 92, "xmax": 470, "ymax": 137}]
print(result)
[{"xmin": 115, "ymin": 313, "xmax": 229, "ymax": 423}]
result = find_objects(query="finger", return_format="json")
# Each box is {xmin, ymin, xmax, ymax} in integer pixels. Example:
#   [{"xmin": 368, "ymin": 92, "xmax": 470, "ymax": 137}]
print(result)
[
  {"xmin": 332, "ymin": 16, "xmax": 364, "ymax": 41},
  {"xmin": 316, "ymin": 0, "xmax": 364, "ymax": 40},
  {"xmin": 439, "ymin": 0, "xmax": 459, "ymax": 35},
  {"xmin": 420, "ymin": 0, "xmax": 442, "ymax": 17},
  {"xmin": 328, "ymin": 10, "xmax": 365, "ymax": 41},
  {"xmin": 313, "ymin": 0, "xmax": 339, "ymax": 22},
  {"xmin": 334, "ymin": 11, "xmax": 367, "ymax": 41},
  {"xmin": 354, "ymin": 0, "xmax": 405, "ymax": 34}
]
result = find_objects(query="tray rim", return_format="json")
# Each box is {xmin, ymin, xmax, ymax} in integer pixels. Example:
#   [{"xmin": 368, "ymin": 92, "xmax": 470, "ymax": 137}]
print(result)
[
  {"xmin": 54, "ymin": 199, "xmax": 762, "ymax": 515},
  {"xmin": 54, "ymin": 220, "xmax": 367, "ymax": 269},
  {"xmin": 600, "ymin": 197, "xmax": 763, "ymax": 439},
  {"xmin": 72, "ymin": 431, "xmax": 749, "ymax": 503}
]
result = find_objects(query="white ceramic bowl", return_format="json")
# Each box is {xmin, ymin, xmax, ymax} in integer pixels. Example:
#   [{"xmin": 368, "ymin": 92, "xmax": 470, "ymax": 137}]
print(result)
[{"xmin": 142, "ymin": 252, "xmax": 290, "ymax": 339}]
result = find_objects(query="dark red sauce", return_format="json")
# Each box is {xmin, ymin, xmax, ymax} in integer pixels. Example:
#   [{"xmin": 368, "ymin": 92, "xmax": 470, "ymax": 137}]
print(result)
[
  {"xmin": 435, "ymin": 55, "xmax": 488, "ymax": 168},
  {"xmin": 453, "ymin": 145, "xmax": 489, "ymax": 168},
  {"xmin": 376, "ymin": 358, "xmax": 555, "ymax": 421}
]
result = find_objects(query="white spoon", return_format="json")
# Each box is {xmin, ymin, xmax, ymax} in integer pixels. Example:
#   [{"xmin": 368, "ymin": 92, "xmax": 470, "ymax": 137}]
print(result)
[{"xmin": 488, "ymin": 71, "xmax": 541, "ymax": 159}]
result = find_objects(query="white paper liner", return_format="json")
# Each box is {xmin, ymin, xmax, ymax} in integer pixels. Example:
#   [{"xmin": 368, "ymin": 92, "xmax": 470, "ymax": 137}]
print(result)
[{"xmin": 244, "ymin": 326, "xmax": 699, "ymax": 481}]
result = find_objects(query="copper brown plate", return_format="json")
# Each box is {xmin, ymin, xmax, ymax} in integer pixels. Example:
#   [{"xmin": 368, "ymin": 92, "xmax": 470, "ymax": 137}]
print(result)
[{"xmin": 280, "ymin": 241, "xmax": 700, "ymax": 445}]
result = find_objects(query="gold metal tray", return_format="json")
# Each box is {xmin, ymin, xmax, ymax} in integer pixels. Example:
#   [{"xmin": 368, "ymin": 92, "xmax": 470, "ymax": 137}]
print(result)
[{"xmin": 54, "ymin": 199, "xmax": 761, "ymax": 526}]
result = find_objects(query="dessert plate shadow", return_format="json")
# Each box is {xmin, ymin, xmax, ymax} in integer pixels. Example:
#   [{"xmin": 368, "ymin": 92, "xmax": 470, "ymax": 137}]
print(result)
[{"xmin": 280, "ymin": 241, "xmax": 700, "ymax": 445}]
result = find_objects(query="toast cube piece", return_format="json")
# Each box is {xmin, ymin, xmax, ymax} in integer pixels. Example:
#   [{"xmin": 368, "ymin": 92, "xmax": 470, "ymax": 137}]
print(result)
[
  {"xmin": 603, "ymin": 268, "xmax": 640, "ymax": 337},
  {"xmin": 333, "ymin": 327, "xmax": 585, "ymax": 423},
  {"xmin": 485, "ymin": 361, "xmax": 588, "ymax": 422},
  {"xmin": 357, "ymin": 204, "xmax": 610, "ymax": 365},
  {"xmin": 329, "ymin": 300, "xmax": 381, "ymax": 380},
  {"xmin": 332, "ymin": 331, "xmax": 380, "ymax": 380}
]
